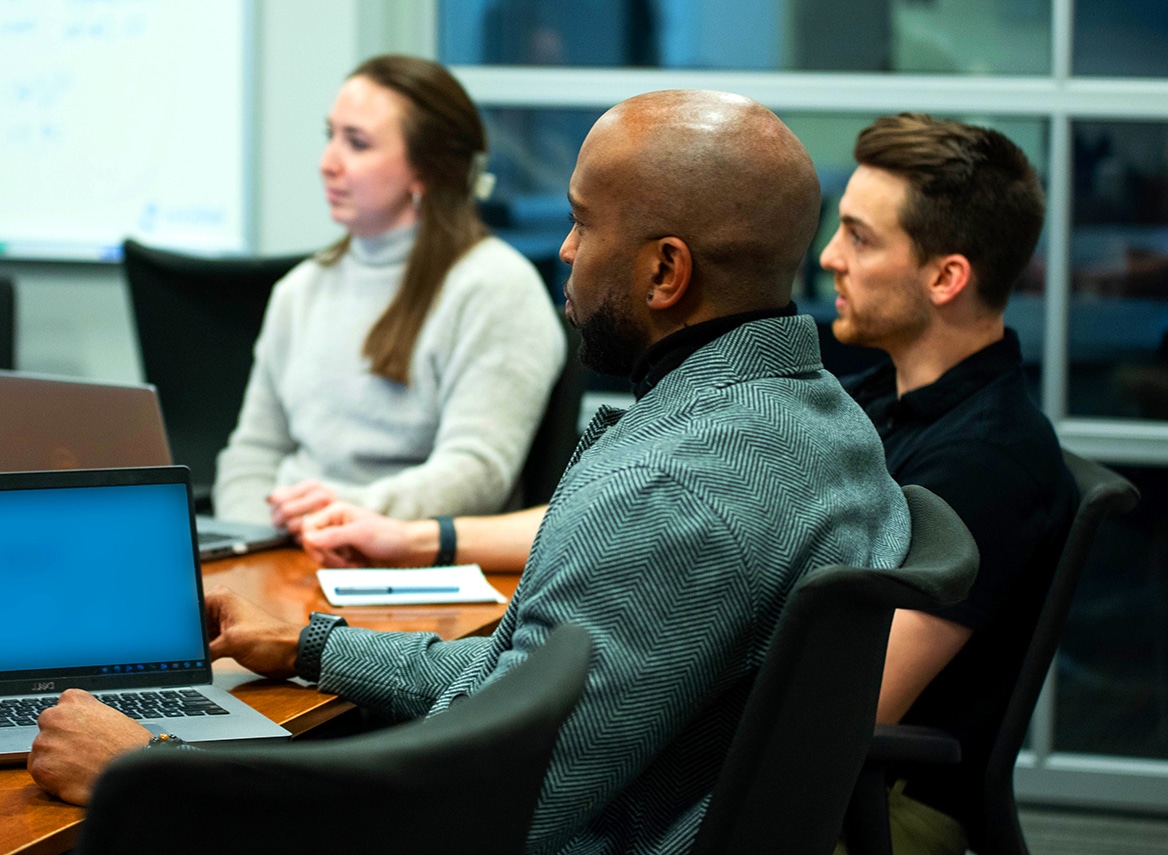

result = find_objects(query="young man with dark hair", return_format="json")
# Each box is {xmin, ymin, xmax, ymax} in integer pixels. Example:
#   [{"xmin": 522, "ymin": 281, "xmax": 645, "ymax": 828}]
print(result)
[{"xmin": 821, "ymin": 113, "xmax": 1078, "ymax": 854}]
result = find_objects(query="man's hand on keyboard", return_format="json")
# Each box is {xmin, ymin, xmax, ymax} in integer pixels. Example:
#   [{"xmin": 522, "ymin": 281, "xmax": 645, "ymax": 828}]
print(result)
[{"xmin": 28, "ymin": 688, "xmax": 151, "ymax": 806}]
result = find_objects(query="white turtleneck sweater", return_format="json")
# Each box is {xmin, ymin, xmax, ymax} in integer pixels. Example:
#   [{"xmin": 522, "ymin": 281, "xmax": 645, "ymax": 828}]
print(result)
[{"xmin": 212, "ymin": 227, "xmax": 566, "ymax": 524}]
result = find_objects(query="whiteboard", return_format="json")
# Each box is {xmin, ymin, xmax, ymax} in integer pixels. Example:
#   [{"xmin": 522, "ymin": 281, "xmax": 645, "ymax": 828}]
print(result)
[{"xmin": 0, "ymin": 0, "xmax": 251, "ymax": 260}]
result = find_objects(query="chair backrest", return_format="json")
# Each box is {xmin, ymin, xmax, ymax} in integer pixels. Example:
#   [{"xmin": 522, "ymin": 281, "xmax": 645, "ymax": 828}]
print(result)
[
  {"xmin": 78, "ymin": 623, "xmax": 593, "ymax": 855},
  {"xmin": 691, "ymin": 485, "xmax": 979, "ymax": 855},
  {"xmin": 122, "ymin": 239, "xmax": 305, "ymax": 505},
  {"xmin": 0, "ymin": 276, "xmax": 14, "ymax": 370},
  {"xmin": 520, "ymin": 309, "xmax": 587, "ymax": 506},
  {"xmin": 978, "ymin": 450, "xmax": 1139, "ymax": 853}
]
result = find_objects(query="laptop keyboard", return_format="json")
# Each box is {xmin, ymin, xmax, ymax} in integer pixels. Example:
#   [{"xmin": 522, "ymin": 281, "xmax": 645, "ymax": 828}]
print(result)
[{"xmin": 0, "ymin": 689, "xmax": 228, "ymax": 727}]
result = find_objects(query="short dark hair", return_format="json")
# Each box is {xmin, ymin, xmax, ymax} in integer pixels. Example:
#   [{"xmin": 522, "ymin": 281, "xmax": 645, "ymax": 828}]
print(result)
[{"xmin": 854, "ymin": 113, "xmax": 1045, "ymax": 311}]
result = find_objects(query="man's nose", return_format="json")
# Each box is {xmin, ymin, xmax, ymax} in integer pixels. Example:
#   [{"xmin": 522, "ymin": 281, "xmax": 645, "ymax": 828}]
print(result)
[{"xmin": 819, "ymin": 231, "xmax": 843, "ymax": 271}]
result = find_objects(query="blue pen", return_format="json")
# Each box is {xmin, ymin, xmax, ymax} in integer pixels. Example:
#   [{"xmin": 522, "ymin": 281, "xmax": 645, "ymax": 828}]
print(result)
[{"xmin": 334, "ymin": 586, "xmax": 460, "ymax": 596}]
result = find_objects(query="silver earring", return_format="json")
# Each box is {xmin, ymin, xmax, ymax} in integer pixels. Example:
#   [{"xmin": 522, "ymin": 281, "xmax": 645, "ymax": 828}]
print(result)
[{"xmin": 412, "ymin": 189, "xmax": 422, "ymax": 209}]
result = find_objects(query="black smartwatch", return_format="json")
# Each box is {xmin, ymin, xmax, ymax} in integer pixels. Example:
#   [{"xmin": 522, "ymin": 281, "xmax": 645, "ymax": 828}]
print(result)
[{"xmin": 296, "ymin": 612, "xmax": 348, "ymax": 683}]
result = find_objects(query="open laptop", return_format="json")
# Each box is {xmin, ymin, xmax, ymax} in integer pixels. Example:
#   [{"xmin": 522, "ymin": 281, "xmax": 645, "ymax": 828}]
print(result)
[
  {"xmin": 0, "ymin": 370, "xmax": 289, "ymax": 560},
  {"xmin": 0, "ymin": 466, "xmax": 291, "ymax": 763}
]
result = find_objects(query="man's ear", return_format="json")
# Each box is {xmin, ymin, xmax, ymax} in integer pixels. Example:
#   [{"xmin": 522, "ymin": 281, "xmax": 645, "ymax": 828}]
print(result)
[
  {"xmin": 926, "ymin": 253, "xmax": 972, "ymax": 307},
  {"xmin": 644, "ymin": 237, "xmax": 692, "ymax": 311}
]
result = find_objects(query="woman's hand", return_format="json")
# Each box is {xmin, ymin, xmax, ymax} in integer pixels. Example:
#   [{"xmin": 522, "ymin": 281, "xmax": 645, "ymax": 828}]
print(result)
[
  {"xmin": 302, "ymin": 502, "xmax": 439, "ymax": 568},
  {"xmin": 268, "ymin": 480, "xmax": 336, "ymax": 537}
]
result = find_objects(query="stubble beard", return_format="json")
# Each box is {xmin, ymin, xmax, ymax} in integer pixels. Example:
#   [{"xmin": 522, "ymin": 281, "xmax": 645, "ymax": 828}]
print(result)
[
  {"xmin": 574, "ymin": 291, "xmax": 645, "ymax": 377},
  {"xmin": 832, "ymin": 283, "xmax": 931, "ymax": 353}
]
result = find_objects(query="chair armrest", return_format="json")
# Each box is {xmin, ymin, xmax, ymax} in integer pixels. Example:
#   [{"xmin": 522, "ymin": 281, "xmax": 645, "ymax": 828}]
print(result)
[
  {"xmin": 867, "ymin": 723, "xmax": 962, "ymax": 765},
  {"xmin": 843, "ymin": 726, "xmax": 962, "ymax": 855}
]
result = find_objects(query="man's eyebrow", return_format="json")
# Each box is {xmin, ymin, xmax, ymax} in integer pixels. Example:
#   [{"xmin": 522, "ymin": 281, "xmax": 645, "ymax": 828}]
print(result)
[
  {"xmin": 839, "ymin": 214, "xmax": 866, "ymax": 229},
  {"xmin": 567, "ymin": 192, "xmax": 587, "ymax": 212}
]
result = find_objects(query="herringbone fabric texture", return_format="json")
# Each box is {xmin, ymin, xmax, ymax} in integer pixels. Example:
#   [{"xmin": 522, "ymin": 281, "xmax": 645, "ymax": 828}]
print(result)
[{"xmin": 320, "ymin": 314, "xmax": 910, "ymax": 855}]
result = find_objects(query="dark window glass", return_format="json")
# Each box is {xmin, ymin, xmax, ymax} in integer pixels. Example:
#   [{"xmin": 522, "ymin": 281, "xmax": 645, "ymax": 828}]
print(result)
[
  {"xmin": 441, "ymin": 0, "xmax": 1051, "ymax": 74},
  {"xmin": 478, "ymin": 107, "xmax": 603, "ymax": 302},
  {"xmin": 1056, "ymin": 462, "xmax": 1168, "ymax": 760},
  {"xmin": 1068, "ymin": 121, "xmax": 1168, "ymax": 420},
  {"xmin": 1074, "ymin": 0, "xmax": 1168, "ymax": 77}
]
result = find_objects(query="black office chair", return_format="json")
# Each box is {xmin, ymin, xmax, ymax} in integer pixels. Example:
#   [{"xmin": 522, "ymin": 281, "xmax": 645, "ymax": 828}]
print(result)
[
  {"xmin": 844, "ymin": 450, "xmax": 1139, "ymax": 855},
  {"xmin": 520, "ymin": 310, "xmax": 587, "ymax": 506},
  {"xmin": 691, "ymin": 485, "xmax": 979, "ymax": 855},
  {"xmin": 121, "ymin": 239, "xmax": 305, "ymax": 508},
  {"xmin": 78, "ymin": 623, "xmax": 592, "ymax": 855},
  {"xmin": 0, "ymin": 276, "xmax": 15, "ymax": 370}
]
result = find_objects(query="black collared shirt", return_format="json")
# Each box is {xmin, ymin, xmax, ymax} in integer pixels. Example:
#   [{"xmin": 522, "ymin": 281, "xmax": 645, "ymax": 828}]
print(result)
[
  {"xmin": 846, "ymin": 328, "xmax": 1078, "ymax": 830},
  {"xmin": 629, "ymin": 304, "xmax": 797, "ymax": 400}
]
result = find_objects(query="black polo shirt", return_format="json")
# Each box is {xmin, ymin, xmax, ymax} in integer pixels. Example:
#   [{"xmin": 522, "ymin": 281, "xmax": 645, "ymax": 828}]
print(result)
[{"xmin": 845, "ymin": 328, "xmax": 1078, "ymax": 833}]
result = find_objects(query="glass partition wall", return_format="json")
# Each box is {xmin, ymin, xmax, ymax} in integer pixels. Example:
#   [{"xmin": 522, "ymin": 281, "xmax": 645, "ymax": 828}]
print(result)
[{"xmin": 430, "ymin": 0, "xmax": 1168, "ymax": 813}]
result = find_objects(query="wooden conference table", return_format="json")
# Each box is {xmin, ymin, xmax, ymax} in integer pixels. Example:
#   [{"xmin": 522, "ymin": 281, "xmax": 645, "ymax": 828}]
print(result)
[{"xmin": 0, "ymin": 548, "xmax": 521, "ymax": 855}]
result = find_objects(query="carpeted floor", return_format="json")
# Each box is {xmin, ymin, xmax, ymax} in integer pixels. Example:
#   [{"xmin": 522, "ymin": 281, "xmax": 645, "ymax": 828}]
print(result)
[{"xmin": 1018, "ymin": 806, "xmax": 1168, "ymax": 855}]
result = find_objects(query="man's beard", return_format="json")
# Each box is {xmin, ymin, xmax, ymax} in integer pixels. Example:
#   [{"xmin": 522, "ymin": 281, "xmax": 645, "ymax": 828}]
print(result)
[{"xmin": 575, "ymin": 293, "xmax": 644, "ymax": 377}]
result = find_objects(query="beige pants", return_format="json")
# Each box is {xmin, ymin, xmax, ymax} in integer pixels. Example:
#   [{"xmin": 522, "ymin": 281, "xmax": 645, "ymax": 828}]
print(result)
[{"xmin": 835, "ymin": 779, "xmax": 969, "ymax": 855}]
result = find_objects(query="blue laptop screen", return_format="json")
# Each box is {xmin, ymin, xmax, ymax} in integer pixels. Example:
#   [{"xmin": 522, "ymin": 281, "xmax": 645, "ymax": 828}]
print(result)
[{"xmin": 0, "ymin": 481, "xmax": 206, "ymax": 674}]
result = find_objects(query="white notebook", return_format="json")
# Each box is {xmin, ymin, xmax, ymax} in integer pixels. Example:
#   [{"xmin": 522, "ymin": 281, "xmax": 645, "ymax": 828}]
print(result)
[{"xmin": 317, "ymin": 565, "xmax": 508, "ymax": 607}]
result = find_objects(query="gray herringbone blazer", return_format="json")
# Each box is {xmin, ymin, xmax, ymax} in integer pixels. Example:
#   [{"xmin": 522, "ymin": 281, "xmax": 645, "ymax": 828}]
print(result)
[{"xmin": 320, "ymin": 314, "xmax": 910, "ymax": 854}]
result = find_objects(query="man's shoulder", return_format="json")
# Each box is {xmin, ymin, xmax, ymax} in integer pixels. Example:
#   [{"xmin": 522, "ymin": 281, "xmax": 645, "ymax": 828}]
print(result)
[
  {"xmin": 702, "ymin": 313, "xmax": 823, "ymax": 378},
  {"xmin": 579, "ymin": 347, "xmax": 901, "ymax": 523},
  {"xmin": 628, "ymin": 353, "xmax": 866, "ymax": 454},
  {"xmin": 894, "ymin": 367, "xmax": 1075, "ymax": 551},
  {"xmin": 566, "ymin": 308, "xmax": 903, "ymax": 512},
  {"xmin": 931, "ymin": 367, "xmax": 1057, "ymax": 458},
  {"xmin": 628, "ymin": 313, "xmax": 826, "ymax": 412},
  {"xmin": 625, "ymin": 315, "xmax": 883, "ymax": 460},
  {"xmin": 558, "ymin": 382, "xmax": 909, "ymax": 578}
]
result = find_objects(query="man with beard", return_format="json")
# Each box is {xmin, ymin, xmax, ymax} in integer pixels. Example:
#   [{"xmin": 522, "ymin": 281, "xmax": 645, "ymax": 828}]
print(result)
[
  {"xmin": 300, "ymin": 114, "xmax": 1082, "ymax": 855},
  {"xmin": 31, "ymin": 90, "xmax": 909, "ymax": 855},
  {"xmin": 819, "ymin": 113, "xmax": 1077, "ymax": 854}
]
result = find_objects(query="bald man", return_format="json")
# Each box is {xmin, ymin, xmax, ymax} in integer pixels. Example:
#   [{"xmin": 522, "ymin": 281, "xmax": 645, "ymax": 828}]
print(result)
[{"xmin": 31, "ymin": 90, "xmax": 909, "ymax": 854}]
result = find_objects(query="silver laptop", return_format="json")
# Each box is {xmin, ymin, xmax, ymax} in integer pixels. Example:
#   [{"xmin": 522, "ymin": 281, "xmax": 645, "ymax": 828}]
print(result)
[
  {"xmin": 0, "ymin": 370, "xmax": 288, "ymax": 560},
  {"xmin": 0, "ymin": 465, "xmax": 291, "ymax": 764}
]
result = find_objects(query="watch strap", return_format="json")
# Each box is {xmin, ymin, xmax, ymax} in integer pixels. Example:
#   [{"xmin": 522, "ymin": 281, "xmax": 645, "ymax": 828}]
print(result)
[
  {"xmin": 296, "ymin": 612, "xmax": 348, "ymax": 683},
  {"xmin": 433, "ymin": 515, "xmax": 456, "ymax": 566}
]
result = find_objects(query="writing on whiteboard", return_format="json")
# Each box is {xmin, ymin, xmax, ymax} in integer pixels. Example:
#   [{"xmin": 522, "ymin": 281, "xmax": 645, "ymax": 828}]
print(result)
[{"xmin": 0, "ymin": 0, "xmax": 249, "ymax": 260}]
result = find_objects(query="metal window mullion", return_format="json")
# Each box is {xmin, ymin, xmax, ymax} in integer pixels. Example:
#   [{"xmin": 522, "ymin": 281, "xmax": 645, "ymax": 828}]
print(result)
[
  {"xmin": 1042, "ymin": 112, "xmax": 1072, "ymax": 424},
  {"xmin": 385, "ymin": 0, "xmax": 438, "ymax": 59},
  {"xmin": 242, "ymin": 0, "xmax": 258, "ymax": 253},
  {"xmin": 451, "ymin": 66, "xmax": 1168, "ymax": 120},
  {"xmin": 1053, "ymin": 0, "xmax": 1075, "ymax": 79},
  {"xmin": 1030, "ymin": 0, "xmax": 1076, "ymax": 765}
]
